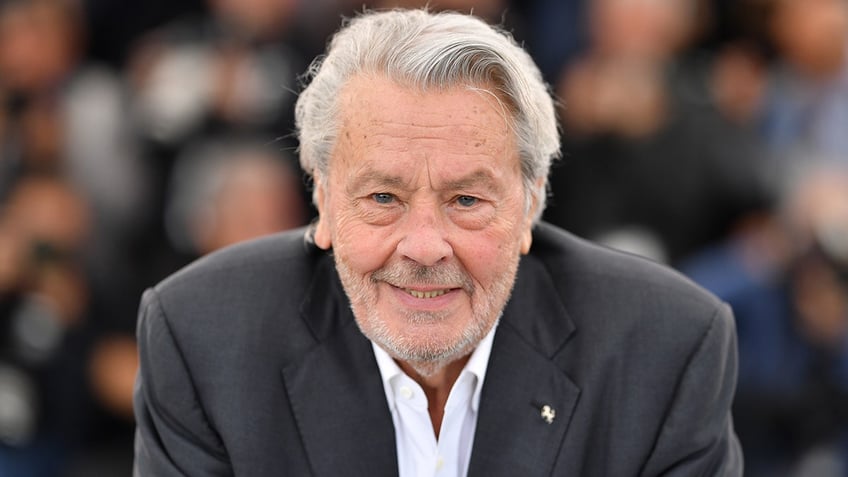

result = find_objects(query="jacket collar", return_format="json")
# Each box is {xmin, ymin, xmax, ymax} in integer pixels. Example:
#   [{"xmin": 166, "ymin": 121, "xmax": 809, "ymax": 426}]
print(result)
[
  {"xmin": 281, "ymin": 253, "xmax": 398, "ymax": 476},
  {"xmin": 468, "ymin": 253, "xmax": 580, "ymax": 476}
]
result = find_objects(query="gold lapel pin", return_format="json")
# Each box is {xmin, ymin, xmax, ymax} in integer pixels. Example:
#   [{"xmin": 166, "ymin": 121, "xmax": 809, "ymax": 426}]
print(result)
[{"xmin": 541, "ymin": 404, "xmax": 556, "ymax": 424}]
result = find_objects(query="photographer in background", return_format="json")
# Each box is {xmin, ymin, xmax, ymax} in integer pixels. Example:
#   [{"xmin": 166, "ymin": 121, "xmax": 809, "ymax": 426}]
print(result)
[
  {"xmin": 683, "ymin": 166, "xmax": 848, "ymax": 476},
  {"xmin": 0, "ymin": 176, "xmax": 92, "ymax": 477}
]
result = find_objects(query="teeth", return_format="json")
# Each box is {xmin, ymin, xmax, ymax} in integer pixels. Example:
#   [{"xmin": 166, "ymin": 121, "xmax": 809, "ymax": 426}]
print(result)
[{"xmin": 405, "ymin": 289, "xmax": 448, "ymax": 299}]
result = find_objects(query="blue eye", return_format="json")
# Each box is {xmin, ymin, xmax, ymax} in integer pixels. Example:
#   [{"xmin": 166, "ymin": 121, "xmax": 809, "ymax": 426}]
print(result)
[
  {"xmin": 456, "ymin": 196, "xmax": 478, "ymax": 207},
  {"xmin": 372, "ymin": 193, "xmax": 395, "ymax": 204}
]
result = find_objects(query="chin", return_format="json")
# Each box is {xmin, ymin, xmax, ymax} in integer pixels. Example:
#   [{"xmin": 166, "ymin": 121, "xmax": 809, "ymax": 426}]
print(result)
[{"xmin": 360, "ymin": 311, "xmax": 491, "ymax": 365}]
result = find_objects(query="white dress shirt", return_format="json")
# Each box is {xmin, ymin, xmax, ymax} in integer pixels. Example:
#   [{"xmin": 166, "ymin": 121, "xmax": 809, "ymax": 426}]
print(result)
[{"xmin": 372, "ymin": 326, "xmax": 497, "ymax": 477}]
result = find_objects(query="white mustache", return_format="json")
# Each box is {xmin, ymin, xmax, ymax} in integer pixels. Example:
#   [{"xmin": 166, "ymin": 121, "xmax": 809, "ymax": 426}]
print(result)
[{"xmin": 371, "ymin": 262, "xmax": 475, "ymax": 294}]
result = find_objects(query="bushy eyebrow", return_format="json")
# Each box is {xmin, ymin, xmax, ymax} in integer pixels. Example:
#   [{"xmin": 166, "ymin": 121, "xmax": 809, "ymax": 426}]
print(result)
[
  {"xmin": 440, "ymin": 170, "xmax": 501, "ymax": 194},
  {"xmin": 348, "ymin": 167, "xmax": 502, "ymax": 195},
  {"xmin": 347, "ymin": 170, "xmax": 406, "ymax": 194}
]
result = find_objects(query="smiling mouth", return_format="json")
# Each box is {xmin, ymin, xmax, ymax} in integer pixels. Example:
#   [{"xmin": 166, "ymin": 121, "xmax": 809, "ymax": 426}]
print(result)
[{"xmin": 404, "ymin": 288, "xmax": 450, "ymax": 299}]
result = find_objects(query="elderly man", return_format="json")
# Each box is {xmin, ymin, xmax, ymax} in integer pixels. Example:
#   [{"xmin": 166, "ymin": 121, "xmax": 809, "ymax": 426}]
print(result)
[{"xmin": 133, "ymin": 9, "xmax": 743, "ymax": 476}]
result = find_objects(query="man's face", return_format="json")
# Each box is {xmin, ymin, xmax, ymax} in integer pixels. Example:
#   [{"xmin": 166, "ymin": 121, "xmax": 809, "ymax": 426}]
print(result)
[{"xmin": 312, "ymin": 75, "xmax": 535, "ymax": 372}]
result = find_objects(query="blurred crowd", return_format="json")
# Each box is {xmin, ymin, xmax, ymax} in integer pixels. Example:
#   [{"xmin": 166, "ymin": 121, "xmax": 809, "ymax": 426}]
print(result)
[{"xmin": 0, "ymin": 0, "xmax": 846, "ymax": 475}]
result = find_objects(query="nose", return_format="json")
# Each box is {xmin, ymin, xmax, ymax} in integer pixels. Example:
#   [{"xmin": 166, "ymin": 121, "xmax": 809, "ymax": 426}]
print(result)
[{"xmin": 396, "ymin": 204, "xmax": 453, "ymax": 267}]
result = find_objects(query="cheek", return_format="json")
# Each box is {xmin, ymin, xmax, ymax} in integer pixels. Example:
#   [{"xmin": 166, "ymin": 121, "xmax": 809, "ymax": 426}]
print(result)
[
  {"xmin": 454, "ymin": 228, "xmax": 521, "ymax": 285},
  {"xmin": 332, "ymin": 211, "xmax": 395, "ymax": 274}
]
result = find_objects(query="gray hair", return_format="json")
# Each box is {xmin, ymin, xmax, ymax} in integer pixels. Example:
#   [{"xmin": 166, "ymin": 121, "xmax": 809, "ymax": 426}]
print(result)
[{"xmin": 295, "ymin": 8, "xmax": 560, "ymax": 221}]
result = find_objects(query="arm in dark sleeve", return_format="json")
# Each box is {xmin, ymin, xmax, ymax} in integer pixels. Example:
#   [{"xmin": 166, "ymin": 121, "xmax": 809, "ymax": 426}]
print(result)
[
  {"xmin": 133, "ymin": 288, "xmax": 233, "ymax": 476},
  {"xmin": 641, "ymin": 304, "xmax": 744, "ymax": 477}
]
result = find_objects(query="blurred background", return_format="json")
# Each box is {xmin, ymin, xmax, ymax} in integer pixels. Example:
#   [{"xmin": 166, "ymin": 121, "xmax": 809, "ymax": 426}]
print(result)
[{"xmin": 0, "ymin": 0, "xmax": 846, "ymax": 475}]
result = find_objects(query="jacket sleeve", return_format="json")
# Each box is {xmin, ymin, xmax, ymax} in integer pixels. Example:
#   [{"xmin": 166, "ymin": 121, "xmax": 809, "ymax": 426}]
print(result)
[
  {"xmin": 133, "ymin": 288, "xmax": 233, "ymax": 476},
  {"xmin": 640, "ymin": 303, "xmax": 744, "ymax": 477}
]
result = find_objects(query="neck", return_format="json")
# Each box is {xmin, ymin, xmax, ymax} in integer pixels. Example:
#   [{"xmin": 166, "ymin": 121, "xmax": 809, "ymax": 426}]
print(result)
[{"xmin": 398, "ymin": 355, "xmax": 471, "ymax": 438}]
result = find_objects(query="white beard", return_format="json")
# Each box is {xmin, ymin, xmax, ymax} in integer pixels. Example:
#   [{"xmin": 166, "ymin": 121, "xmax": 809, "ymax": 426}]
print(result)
[{"xmin": 333, "ymin": 253, "xmax": 519, "ymax": 376}]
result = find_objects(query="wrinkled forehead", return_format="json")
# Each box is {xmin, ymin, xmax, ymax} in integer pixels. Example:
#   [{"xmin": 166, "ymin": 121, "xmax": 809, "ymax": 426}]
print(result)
[
  {"xmin": 335, "ymin": 75, "xmax": 515, "ymax": 149},
  {"xmin": 323, "ymin": 75, "xmax": 522, "ymax": 186},
  {"xmin": 341, "ymin": 70, "xmax": 517, "ymax": 121},
  {"xmin": 341, "ymin": 75, "xmax": 513, "ymax": 135}
]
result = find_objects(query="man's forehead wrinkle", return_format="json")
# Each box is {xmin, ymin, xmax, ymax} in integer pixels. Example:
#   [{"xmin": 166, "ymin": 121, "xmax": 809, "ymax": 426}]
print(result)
[
  {"xmin": 346, "ymin": 167, "xmax": 408, "ymax": 193},
  {"xmin": 365, "ymin": 119, "xmax": 506, "ymax": 138},
  {"xmin": 358, "ymin": 126, "xmax": 509, "ymax": 158},
  {"xmin": 441, "ymin": 169, "xmax": 503, "ymax": 192}
]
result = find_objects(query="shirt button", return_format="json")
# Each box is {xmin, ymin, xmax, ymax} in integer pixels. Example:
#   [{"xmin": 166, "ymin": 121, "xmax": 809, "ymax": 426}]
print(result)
[
  {"xmin": 436, "ymin": 456, "xmax": 444, "ymax": 471},
  {"xmin": 399, "ymin": 386, "xmax": 413, "ymax": 400}
]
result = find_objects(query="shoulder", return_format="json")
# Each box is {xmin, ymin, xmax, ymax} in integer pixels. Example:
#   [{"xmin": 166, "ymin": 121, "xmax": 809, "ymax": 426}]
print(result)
[
  {"xmin": 155, "ymin": 227, "xmax": 316, "ymax": 304},
  {"xmin": 141, "ymin": 227, "xmax": 330, "ymax": 366},
  {"xmin": 526, "ymin": 222, "xmax": 732, "ymax": 360},
  {"xmin": 530, "ymin": 222, "xmax": 725, "ymax": 316}
]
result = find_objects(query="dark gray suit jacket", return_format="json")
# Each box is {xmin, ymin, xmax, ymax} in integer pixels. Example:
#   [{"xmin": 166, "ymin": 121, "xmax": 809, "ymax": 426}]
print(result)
[{"xmin": 134, "ymin": 222, "xmax": 742, "ymax": 476}]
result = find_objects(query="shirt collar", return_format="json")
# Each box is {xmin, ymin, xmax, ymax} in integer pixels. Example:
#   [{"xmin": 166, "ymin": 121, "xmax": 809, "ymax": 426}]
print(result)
[{"xmin": 372, "ymin": 323, "xmax": 498, "ymax": 413}]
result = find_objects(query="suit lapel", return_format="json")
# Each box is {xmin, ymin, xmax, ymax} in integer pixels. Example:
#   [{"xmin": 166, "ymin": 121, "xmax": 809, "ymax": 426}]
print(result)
[
  {"xmin": 281, "ymin": 256, "xmax": 398, "ymax": 477},
  {"xmin": 468, "ymin": 255, "xmax": 581, "ymax": 477}
]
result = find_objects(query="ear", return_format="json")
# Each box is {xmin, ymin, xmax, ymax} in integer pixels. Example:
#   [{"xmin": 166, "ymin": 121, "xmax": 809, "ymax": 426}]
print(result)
[
  {"xmin": 519, "ymin": 226, "xmax": 533, "ymax": 254},
  {"xmin": 312, "ymin": 173, "xmax": 332, "ymax": 250},
  {"xmin": 520, "ymin": 179, "xmax": 544, "ymax": 255}
]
